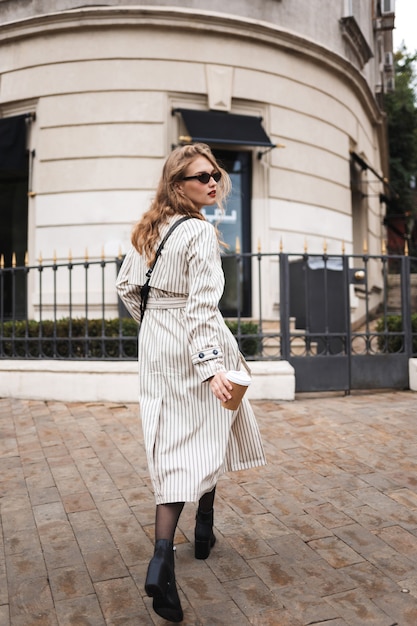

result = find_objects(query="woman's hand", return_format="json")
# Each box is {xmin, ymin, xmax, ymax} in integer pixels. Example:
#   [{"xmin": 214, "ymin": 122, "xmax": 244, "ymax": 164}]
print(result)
[{"xmin": 209, "ymin": 372, "xmax": 233, "ymax": 402}]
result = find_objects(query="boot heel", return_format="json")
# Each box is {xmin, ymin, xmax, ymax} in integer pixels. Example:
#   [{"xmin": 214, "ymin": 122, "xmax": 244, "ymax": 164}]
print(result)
[
  {"xmin": 145, "ymin": 557, "xmax": 170, "ymax": 597},
  {"xmin": 144, "ymin": 540, "xmax": 183, "ymax": 622},
  {"xmin": 195, "ymin": 538, "xmax": 211, "ymax": 560}
]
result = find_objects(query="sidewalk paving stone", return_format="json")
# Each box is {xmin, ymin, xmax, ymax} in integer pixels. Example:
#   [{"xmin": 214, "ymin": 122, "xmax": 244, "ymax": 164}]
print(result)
[{"xmin": 1, "ymin": 390, "xmax": 417, "ymax": 624}]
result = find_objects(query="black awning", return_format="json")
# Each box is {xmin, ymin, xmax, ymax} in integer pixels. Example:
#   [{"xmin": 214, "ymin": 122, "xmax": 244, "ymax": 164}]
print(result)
[
  {"xmin": 0, "ymin": 114, "xmax": 28, "ymax": 173},
  {"xmin": 173, "ymin": 108, "xmax": 275, "ymax": 148},
  {"xmin": 350, "ymin": 151, "xmax": 398, "ymax": 199}
]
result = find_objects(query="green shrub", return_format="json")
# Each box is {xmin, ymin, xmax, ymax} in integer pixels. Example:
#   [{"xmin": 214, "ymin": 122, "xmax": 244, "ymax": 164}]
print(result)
[
  {"xmin": 0, "ymin": 317, "xmax": 138, "ymax": 358},
  {"xmin": 225, "ymin": 320, "xmax": 260, "ymax": 357},
  {"xmin": 1, "ymin": 317, "xmax": 260, "ymax": 358},
  {"xmin": 375, "ymin": 313, "xmax": 417, "ymax": 353}
]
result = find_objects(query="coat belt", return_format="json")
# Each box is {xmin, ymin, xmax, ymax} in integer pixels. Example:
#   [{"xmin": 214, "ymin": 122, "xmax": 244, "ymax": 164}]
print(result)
[{"xmin": 145, "ymin": 296, "xmax": 188, "ymax": 309}]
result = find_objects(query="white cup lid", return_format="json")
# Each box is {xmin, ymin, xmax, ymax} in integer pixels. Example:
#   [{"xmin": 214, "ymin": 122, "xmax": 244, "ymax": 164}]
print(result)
[{"xmin": 225, "ymin": 369, "xmax": 252, "ymax": 386}]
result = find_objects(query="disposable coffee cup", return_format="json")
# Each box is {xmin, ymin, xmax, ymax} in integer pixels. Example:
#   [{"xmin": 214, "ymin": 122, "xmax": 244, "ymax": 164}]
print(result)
[{"xmin": 221, "ymin": 369, "xmax": 252, "ymax": 411}]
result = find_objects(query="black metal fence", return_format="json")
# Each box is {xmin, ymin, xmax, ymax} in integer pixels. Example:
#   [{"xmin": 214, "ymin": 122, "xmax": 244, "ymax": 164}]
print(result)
[
  {"xmin": 280, "ymin": 253, "xmax": 417, "ymax": 392},
  {"xmin": 1, "ymin": 252, "xmax": 416, "ymax": 392}
]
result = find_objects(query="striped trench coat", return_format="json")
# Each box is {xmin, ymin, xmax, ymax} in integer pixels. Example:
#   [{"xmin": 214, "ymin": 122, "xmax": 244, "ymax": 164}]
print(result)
[{"xmin": 116, "ymin": 216, "xmax": 266, "ymax": 504}]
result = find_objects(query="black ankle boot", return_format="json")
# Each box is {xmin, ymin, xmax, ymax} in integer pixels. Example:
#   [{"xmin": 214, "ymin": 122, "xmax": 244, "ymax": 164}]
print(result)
[
  {"xmin": 194, "ymin": 508, "xmax": 216, "ymax": 560},
  {"xmin": 145, "ymin": 539, "xmax": 183, "ymax": 623}
]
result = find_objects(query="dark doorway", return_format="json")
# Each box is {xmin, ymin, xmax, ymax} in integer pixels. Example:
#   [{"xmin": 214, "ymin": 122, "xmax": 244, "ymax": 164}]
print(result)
[
  {"xmin": 204, "ymin": 150, "xmax": 252, "ymax": 317},
  {"xmin": 0, "ymin": 115, "xmax": 29, "ymax": 320}
]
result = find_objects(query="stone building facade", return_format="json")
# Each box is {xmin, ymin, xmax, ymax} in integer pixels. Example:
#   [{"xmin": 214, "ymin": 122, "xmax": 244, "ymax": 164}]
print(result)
[{"xmin": 0, "ymin": 0, "xmax": 396, "ymax": 321}]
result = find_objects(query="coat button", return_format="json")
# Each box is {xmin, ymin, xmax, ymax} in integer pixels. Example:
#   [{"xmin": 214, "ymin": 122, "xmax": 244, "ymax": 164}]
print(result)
[
  {"xmin": 213, "ymin": 349, "xmax": 218, "ymax": 355},
  {"xmin": 199, "ymin": 352, "xmax": 204, "ymax": 359}
]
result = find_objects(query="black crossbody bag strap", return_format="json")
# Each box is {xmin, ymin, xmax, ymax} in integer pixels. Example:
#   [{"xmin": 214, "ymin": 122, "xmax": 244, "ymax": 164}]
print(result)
[{"xmin": 139, "ymin": 216, "xmax": 191, "ymax": 323}]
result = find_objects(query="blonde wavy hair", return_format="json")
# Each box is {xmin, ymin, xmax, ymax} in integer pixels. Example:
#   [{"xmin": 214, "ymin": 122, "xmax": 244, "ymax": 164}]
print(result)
[{"xmin": 131, "ymin": 143, "xmax": 231, "ymax": 265}]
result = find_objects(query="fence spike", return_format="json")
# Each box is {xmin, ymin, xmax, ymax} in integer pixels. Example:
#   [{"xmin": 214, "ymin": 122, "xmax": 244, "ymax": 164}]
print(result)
[
  {"xmin": 53, "ymin": 249, "xmax": 57, "ymax": 263},
  {"xmin": 0, "ymin": 254, "xmax": 4, "ymax": 269},
  {"xmin": 101, "ymin": 246, "xmax": 105, "ymax": 260},
  {"xmin": 279, "ymin": 237, "xmax": 283, "ymax": 253},
  {"xmin": 304, "ymin": 238, "xmax": 308, "ymax": 253},
  {"xmin": 341, "ymin": 240, "xmax": 345, "ymax": 254},
  {"xmin": 405, "ymin": 239, "xmax": 409, "ymax": 256},
  {"xmin": 235, "ymin": 237, "xmax": 241, "ymax": 254},
  {"xmin": 85, "ymin": 248, "xmax": 89, "ymax": 262},
  {"xmin": 363, "ymin": 239, "xmax": 368, "ymax": 254},
  {"xmin": 69, "ymin": 249, "xmax": 72, "ymax": 262},
  {"xmin": 24, "ymin": 251, "xmax": 29, "ymax": 267},
  {"xmin": 38, "ymin": 252, "xmax": 42, "ymax": 265},
  {"xmin": 323, "ymin": 239, "xmax": 327, "ymax": 253},
  {"xmin": 382, "ymin": 240, "xmax": 386, "ymax": 255},
  {"xmin": 118, "ymin": 246, "xmax": 123, "ymax": 260},
  {"xmin": 257, "ymin": 238, "xmax": 261, "ymax": 253},
  {"xmin": 12, "ymin": 252, "xmax": 17, "ymax": 267}
]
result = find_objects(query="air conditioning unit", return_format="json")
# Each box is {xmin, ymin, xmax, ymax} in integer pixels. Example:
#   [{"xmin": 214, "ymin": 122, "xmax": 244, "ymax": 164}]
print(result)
[
  {"xmin": 381, "ymin": 0, "xmax": 395, "ymax": 14},
  {"xmin": 384, "ymin": 51, "xmax": 394, "ymax": 69}
]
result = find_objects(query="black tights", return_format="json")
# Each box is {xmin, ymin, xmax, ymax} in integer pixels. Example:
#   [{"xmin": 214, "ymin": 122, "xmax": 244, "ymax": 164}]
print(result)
[{"xmin": 155, "ymin": 487, "xmax": 216, "ymax": 542}]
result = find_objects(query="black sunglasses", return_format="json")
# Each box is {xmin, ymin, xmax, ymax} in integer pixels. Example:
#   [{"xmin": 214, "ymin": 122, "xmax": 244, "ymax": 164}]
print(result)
[{"xmin": 182, "ymin": 171, "xmax": 222, "ymax": 184}]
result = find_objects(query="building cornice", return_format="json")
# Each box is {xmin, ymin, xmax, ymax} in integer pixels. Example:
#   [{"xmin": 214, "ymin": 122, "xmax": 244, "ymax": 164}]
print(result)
[
  {"xmin": 339, "ymin": 16, "xmax": 374, "ymax": 69},
  {"xmin": 0, "ymin": 6, "xmax": 383, "ymax": 127}
]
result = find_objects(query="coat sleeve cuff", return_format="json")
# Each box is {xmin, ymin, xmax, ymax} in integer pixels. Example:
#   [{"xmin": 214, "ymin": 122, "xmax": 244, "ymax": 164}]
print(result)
[
  {"xmin": 196, "ymin": 359, "xmax": 226, "ymax": 382},
  {"xmin": 191, "ymin": 346, "xmax": 223, "ymax": 365},
  {"xmin": 190, "ymin": 347, "xmax": 225, "ymax": 381}
]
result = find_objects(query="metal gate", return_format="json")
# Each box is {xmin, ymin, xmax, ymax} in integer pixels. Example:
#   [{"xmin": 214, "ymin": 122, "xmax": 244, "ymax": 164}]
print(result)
[{"xmin": 279, "ymin": 253, "xmax": 415, "ymax": 393}]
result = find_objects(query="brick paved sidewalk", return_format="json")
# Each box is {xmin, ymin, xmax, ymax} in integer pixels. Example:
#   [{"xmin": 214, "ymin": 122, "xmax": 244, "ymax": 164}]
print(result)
[{"xmin": 1, "ymin": 391, "xmax": 417, "ymax": 625}]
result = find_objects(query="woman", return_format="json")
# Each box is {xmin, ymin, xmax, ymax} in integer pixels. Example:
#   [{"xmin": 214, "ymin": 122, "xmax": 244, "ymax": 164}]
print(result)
[{"xmin": 116, "ymin": 143, "xmax": 266, "ymax": 623}]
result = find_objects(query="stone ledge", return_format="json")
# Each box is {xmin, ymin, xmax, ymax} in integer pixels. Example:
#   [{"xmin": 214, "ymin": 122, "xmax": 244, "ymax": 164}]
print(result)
[
  {"xmin": 0, "ymin": 359, "xmax": 295, "ymax": 403},
  {"xmin": 409, "ymin": 359, "xmax": 417, "ymax": 392},
  {"xmin": 246, "ymin": 361, "xmax": 295, "ymax": 401}
]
